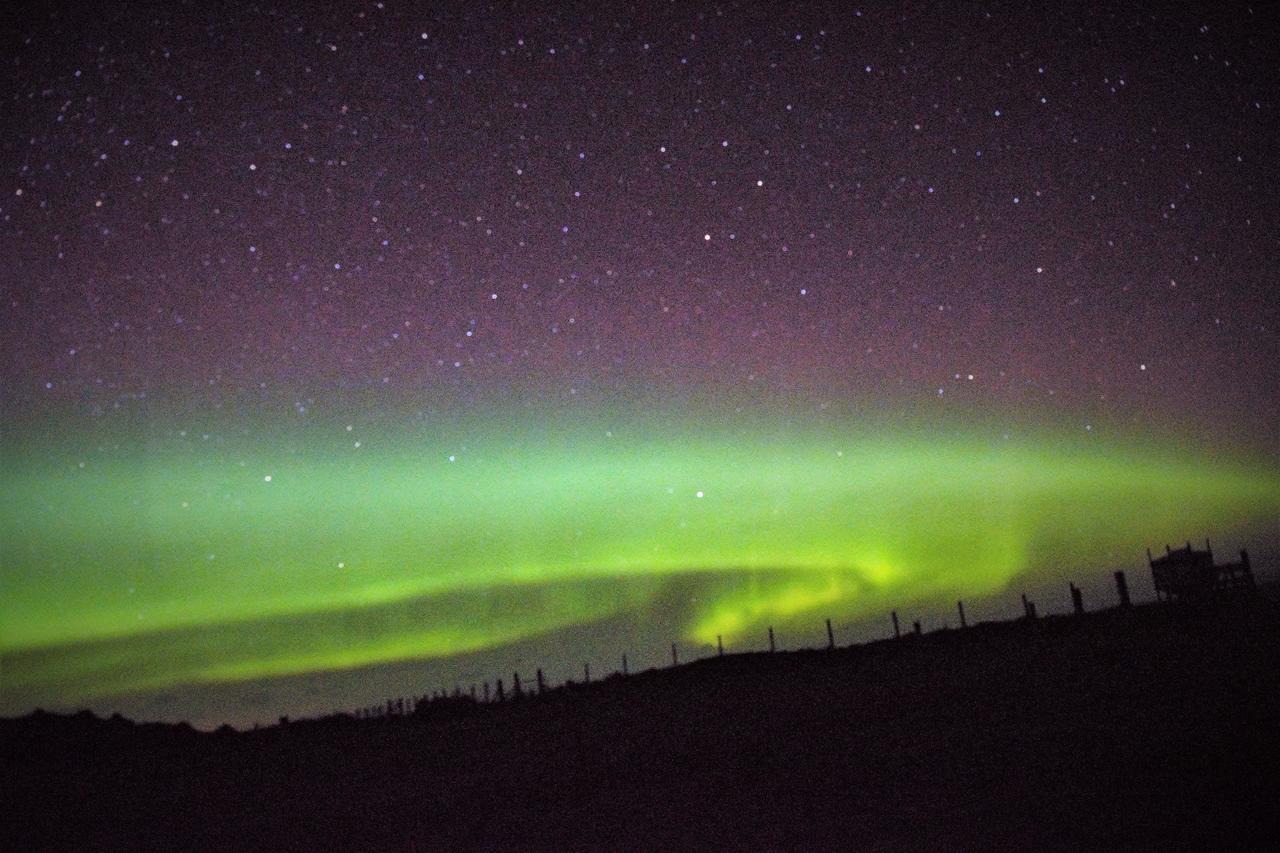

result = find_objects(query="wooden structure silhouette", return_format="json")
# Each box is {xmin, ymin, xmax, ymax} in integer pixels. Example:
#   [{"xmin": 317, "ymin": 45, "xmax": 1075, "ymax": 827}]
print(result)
[{"xmin": 1149, "ymin": 541, "xmax": 1255, "ymax": 601}]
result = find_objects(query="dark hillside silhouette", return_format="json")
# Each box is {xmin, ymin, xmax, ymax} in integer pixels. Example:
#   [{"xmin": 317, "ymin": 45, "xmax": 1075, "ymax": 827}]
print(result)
[{"xmin": 4, "ymin": 581, "xmax": 1279, "ymax": 850}]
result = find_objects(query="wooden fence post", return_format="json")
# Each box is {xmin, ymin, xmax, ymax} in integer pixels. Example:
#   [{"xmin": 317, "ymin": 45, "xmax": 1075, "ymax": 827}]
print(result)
[
  {"xmin": 957, "ymin": 600, "xmax": 967, "ymax": 628},
  {"xmin": 826, "ymin": 618, "xmax": 835, "ymax": 650},
  {"xmin": 1114, "ymin": 570, "xmax": 1131, "ymax": 608},
  {"xmin": 892, "ymin": 611, "xmax": 901, "ymax": 639},
  {"xmin": 768, "ymin": 626, "xmax": 776, "ymax": 653}
]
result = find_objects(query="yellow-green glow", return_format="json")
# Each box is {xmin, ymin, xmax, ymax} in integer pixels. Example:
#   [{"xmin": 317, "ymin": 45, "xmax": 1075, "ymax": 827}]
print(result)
[{"xmin": 2, "ymin": 408, "xmax": 1277, "ymax": 711}]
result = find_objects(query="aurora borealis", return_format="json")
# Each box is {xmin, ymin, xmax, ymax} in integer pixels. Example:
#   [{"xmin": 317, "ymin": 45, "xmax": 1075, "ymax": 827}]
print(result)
[
  {"xmin": 4, "ymin": 407, "xmax": 1278, "ymax": 720},
  {"xmin": 3, "ymin": 2, "xmax": 1279, "ymax": 726}
]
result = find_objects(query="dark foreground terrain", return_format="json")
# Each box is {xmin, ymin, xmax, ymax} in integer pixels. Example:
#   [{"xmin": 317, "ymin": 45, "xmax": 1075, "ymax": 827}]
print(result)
[{"xmin": 5, "ymin": 597, "xmax": 1279, "ymax": 851}]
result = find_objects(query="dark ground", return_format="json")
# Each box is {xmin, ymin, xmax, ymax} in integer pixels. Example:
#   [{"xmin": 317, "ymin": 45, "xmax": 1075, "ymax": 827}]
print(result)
[{"xmin": 4, "ymin": 596, "xmax": 1279, "ymax": 851}]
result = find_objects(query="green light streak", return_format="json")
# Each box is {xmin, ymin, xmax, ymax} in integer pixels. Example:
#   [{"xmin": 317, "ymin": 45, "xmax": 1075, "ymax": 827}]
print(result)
[{"xmin": 2, "ymin": 408, "xmax": 1277, "ymax": 709}]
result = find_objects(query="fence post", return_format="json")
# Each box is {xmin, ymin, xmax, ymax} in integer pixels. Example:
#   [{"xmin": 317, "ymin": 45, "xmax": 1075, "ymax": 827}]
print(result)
[
  {"xmin": 512, "ymin": 672, "xmax": 522, "ymax": 698},
  {"xmin": 768, "ymin": 626, "xmax": 776, "ymax": 653},
  {"xmin": 584, "ymin": 662, "xmax": 591, "ymax": 684},
  {"xmin": 892, "ymin": 611, "xmax": 901, "ymax": 639},
  {"xmin": 957, "ymin": 600, "xmax": 967, "ymax": 628},
  {"xmin": 622, "ymin": 653, "xmax": 629, "ymax": 676},
  {"xmin": 1070, "ymin": 583, "xmax": 1084, "ymax": 615},
  {"xmin": 1114, "ymin": 570, "xmax": 1131, "ymax": 608},
  {"xmin": 536, "ymin": 668, "xmax": 546, "ymax": 695},
  {"xmin": 483, "ymin": 681, "xmax": 490, "ymax": 703},
  {"xmin": 717, "ymin": 635, "xmax": 724, "ymax": 656},
  {"xmin": 913, "ymin": 620, "xmax": 922, "ymax": 636},
  {"xmin": 826, "ymin": 618, "xmax": 835, "ymax": 650},
  {"xmin": 672, "ymin": 643, "xmax": 678, "ymax": 667}
]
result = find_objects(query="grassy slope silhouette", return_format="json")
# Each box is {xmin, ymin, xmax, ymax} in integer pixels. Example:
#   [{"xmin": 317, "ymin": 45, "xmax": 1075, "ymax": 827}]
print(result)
[{"xmin": 4, "ymin": 591, "xmax": 1279, "ymax": 850}]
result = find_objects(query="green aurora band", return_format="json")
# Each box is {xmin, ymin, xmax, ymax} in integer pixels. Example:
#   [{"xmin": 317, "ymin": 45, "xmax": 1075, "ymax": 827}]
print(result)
[{"xmin": 2, "ymin": 406, "xmax": 1278, "ymax": 712}]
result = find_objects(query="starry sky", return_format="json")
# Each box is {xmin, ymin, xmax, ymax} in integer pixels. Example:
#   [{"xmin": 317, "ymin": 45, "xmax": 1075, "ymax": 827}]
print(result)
[{"xmin": 2, "ymin": 1, "xmax": 1278, "ymax": 727}]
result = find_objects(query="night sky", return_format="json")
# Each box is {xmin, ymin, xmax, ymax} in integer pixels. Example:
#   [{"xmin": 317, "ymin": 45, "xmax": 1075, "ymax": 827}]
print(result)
[{"xmin": 3, "ymin": 1, "xmax": 1278, "ymax": 727}]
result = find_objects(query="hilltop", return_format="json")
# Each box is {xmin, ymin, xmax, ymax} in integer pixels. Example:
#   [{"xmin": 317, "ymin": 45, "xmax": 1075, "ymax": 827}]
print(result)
[{"xmin": 4, "ymin": 596, "xmax": 1279, "ymax": 851}]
